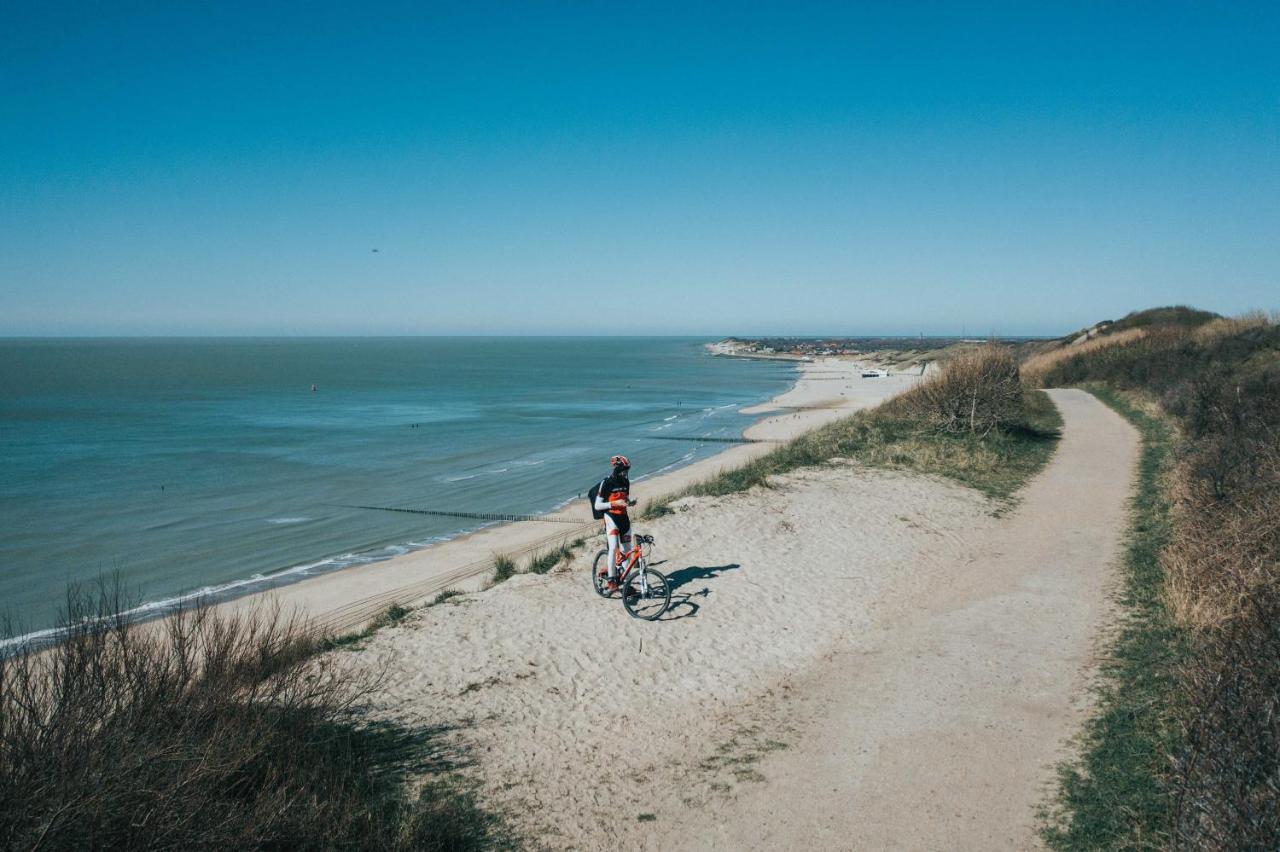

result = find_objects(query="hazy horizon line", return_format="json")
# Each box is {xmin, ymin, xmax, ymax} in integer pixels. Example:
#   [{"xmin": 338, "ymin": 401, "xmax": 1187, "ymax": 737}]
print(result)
[{"xmin": 0, "ymin": 332, "xmax": 1062, "ymax": 341}]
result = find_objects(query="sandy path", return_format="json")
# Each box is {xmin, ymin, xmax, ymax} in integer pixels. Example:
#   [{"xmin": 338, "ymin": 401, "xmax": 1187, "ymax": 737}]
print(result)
[
  {"xmin": 339, "ymin": 388, "xmax": 1135, "ymax": 850},
  {"xmin": 667, "ymin": 388, "xmax": 1139, "ymax": 850}
]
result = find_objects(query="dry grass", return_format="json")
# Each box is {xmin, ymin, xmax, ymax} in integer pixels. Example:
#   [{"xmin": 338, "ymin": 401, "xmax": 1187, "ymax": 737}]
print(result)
[
  {"xmin": 1162, "ymin": 366, "xmax": 1280, "ymax": 847},
  {"xmin": 1191, "ymin": 309, "xmax": 1277, "ymax": 343},
  {"xmin": 1163, "ymin": 450, "xmax": 1280, "ymax": 631},
  {"xmin": 1021, "ymin": 328, "xmax": 1147, "ymax": 386},
  {"xmin": 0, "ymin": 583, "xmax": 505, "ymax": 850},
  {"xmin": 890, "ymin": 343, "xmax": 1023, "ymax": 434}
]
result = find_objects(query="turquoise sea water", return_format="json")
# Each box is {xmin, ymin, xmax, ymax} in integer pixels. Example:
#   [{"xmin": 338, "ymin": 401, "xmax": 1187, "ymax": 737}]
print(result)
[{"xmin": 1, "ymin": 338, "xmax": 795, "ymax": 635}]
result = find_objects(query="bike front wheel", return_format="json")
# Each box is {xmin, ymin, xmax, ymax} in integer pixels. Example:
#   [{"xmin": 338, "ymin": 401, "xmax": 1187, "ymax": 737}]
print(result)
[{"xmin": 622, "ymin": 566, "xmax": 671, "ymax": 621}]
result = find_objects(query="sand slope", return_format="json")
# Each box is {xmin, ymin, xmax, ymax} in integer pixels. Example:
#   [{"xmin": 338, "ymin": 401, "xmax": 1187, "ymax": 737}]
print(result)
[{"xmin": 339, "ymin": 388, "xmax": 1136, "ymax": 850}]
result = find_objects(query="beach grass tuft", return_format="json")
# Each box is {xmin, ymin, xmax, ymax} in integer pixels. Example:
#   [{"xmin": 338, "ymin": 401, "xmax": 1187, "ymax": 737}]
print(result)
[
  {"xmin": 375, "ymin": 602, "xmax": 412, "ymax": 628},
  {"xmin": 528, "ymin": 541, "xmax": 578, "ymax": 575},
  {"xmin": 320, "ymin": 601, "xmax": 415, "ymax": 650},
  {"xmin": 491, "ymin": 554, "xmax": 518, "ymax": 584}
]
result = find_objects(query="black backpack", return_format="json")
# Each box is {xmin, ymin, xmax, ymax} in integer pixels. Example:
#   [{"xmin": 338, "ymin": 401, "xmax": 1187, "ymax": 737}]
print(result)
[{"xmin": 587, "ymin": 479, "xmax": 606, "ymax": 520}]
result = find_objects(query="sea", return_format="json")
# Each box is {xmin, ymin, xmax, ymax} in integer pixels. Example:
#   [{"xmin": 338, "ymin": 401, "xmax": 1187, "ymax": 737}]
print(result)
[{"xmin": 0, "ymin": 337, "xmax": 796, "ymax": 637}]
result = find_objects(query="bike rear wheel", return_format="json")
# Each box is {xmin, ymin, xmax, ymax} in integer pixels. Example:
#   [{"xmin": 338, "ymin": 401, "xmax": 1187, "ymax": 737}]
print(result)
[
  {"xmin": 622, "ymin": 566, "xmax": 671, "ymax": 621},
  {"xmin": 590, "ymin": 550, "xmax": 615, "ymax": 598}
]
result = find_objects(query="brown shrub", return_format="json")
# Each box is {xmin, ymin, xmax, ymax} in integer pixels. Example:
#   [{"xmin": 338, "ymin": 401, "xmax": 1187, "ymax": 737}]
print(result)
[
  {"xmin": 1164, "ymin": 450, "xmax": 1280, "ymax": 631},
  {"xmin": 1172, "ymin": 566, "xmax": 1280, "ymax": 848},
  {"xmin": 1160, "ymin": 367, "xmax": 1280, "ymax": 847},
  {"xmin": 892, "ymin": 343, "xmax": 1023, "ymax": 435}
]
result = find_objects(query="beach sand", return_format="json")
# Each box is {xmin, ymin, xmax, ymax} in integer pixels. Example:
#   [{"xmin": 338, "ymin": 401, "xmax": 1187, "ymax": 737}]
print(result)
[
  {"xmin": 223, "ymin": 359, "xmax": 920, "ymax": 632},
  {"xmin": 342, "ymin": 463, "xmax": 994, "ymax": 849},
  {"xmin": 328, "ymin": 389, "xmax": 1137, "ymax": 850}
]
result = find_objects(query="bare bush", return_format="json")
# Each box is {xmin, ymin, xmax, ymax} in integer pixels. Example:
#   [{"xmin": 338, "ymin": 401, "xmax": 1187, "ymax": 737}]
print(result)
[
  {"xmin": 0, "ymin": 584, "xmax": 490, "ymax": 850},
  {"xmin": 894, "ymin": 343, "xmax": 1024, "ymax": 435}
]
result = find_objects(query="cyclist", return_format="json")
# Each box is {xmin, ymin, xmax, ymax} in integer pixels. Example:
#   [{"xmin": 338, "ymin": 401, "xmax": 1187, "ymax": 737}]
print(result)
[{"xmin": 594, "ymin": 455, "xmax": 636, "ymax": 591}]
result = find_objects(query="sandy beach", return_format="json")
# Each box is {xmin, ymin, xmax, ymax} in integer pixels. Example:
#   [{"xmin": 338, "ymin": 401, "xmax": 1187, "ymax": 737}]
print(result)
[{"xmin": 224, "ymin": 359, "xmax": 921, "ymax": 633}]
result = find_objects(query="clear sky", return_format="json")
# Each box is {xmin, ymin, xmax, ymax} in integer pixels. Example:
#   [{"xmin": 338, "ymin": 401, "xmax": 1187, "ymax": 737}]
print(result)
[{"xmin": 2, "ymin": 1, "xmax": 1276, "ymax": 337}]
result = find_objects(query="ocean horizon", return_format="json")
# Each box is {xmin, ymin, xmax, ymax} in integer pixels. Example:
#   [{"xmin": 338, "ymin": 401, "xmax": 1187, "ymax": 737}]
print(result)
[{"xmin": 0, "ymin": 337, "xmax": 797, "ymax": 636}]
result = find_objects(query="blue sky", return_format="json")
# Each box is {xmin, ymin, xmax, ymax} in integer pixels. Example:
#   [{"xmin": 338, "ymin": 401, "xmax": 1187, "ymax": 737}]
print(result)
[{"xmin": 1, "ymin": 1, "xmax": 1276, "ymax": 336}]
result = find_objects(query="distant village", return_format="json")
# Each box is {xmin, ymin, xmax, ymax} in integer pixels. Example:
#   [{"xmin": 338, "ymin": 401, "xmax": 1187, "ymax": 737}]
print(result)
[{"xmin": 707, "ymin": 336, "xmax": 980, "ymax": 359}]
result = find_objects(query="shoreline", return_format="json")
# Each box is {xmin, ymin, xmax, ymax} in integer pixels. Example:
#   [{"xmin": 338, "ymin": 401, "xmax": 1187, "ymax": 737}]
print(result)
[
  {"xmin": 3, "ymin": 357, "xmax": 916, "ymax": 649},
  {"xmin": 217, "ymin": 357, "xmax": 918, "ymax": 633}
]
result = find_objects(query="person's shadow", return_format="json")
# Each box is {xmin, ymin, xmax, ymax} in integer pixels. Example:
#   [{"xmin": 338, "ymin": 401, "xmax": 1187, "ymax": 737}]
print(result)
[{"xmin": 659, "ymin": 563, "xmax": 741, "ymax": 621}]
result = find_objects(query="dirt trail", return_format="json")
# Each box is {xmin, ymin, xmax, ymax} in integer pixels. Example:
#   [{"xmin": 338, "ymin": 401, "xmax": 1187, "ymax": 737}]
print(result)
[{"xmin": 678, "ymin": 388, "xmax": 1139, "ymax": 850}]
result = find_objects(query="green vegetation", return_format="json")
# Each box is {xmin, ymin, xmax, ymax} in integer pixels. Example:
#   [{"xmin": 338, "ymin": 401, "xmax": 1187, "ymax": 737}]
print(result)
[
  {"xmin": 1041, "ymin": 386, "xmax": 1185, "ymax": 849},
  {"xmin": 1108, "ymin": 305, "xmax": 1220, "ymax": 332},
  {"xmin": 647, "ymin": 348, "xmax": 1061, "ymax": 518},
  {"xmin": 1037, "ymin": 309, "xmax": 1280, "ymax": 848},
  {"xmin": 0, "ymin": 586, "xmax": 510, "ymax": 850},
  {"xmin": 490, "ymin": 537, "xmax": 584, "ymax": 585},
  {"xmin": 320, "ymin": 601, "xmax": 415, "ymax": 651},
  {"xmin": 491, "ymin": 554, "xmax": 518, "ymax": 584},
  {"xmin": 528, "ymin": 539, "xmax": 582, "ymax": 575},
  {"xmin": 378, "ymin": 602, "xmax": 412, "ymax": 627}
]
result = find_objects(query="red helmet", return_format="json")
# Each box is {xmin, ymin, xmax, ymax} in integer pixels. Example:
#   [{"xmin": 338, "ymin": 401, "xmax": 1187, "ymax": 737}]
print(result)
[{"xmin": 610, "ymin": 455, "xmax": 630, "ymax": 469}]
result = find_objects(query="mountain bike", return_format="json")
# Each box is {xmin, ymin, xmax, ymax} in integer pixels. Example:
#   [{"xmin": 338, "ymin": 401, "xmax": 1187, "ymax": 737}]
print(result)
[{"xmin": 591, "ymin": 534, "xmax": 671, "ymax": 620}]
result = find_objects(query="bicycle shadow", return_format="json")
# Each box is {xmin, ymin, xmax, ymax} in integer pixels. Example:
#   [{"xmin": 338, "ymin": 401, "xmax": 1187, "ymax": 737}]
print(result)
[{"xmin": 659, "ymin": 563, "xmax": 741, "ymax": 621}]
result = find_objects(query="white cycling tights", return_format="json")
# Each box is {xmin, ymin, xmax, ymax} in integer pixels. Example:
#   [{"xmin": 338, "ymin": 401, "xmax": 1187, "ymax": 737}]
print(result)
[{"xmin": 603, "ymin": 515, "xmax": 632, "ymax": 579}]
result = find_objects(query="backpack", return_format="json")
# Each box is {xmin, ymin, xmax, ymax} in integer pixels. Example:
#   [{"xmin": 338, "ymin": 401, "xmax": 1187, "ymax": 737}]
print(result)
[{"xmin": 587, "ymin": 479, "xmax": 606, "ymax": 520}]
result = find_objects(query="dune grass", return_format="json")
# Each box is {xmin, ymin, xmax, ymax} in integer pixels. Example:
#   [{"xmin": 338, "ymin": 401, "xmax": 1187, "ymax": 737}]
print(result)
[
  {"xmin": 491, "ymin": 555, "xmax": 518, "ymax": 584},
  {"xmin": 528, "ymin": 540, "xmax": 581, "ymax": 575},
  {"xmin": 320, "ymin": 601, "xmax": 417, "ymax": 651},
  {"xmin": 646, "ymin": 384, "xmax": 1061, "ymax": 518}
]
